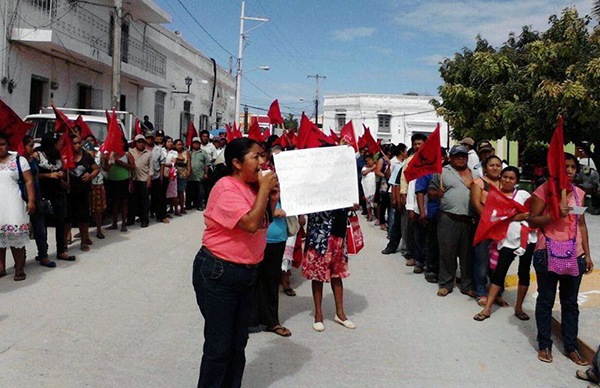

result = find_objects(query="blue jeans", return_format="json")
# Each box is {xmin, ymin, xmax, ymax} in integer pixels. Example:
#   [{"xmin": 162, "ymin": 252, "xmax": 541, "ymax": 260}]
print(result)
[
  {"xmin": 387, "ymin": 208, "xmax": 395, "ymax": 239},
  {"xmin": 385, "ymin": 207, "xmax": 402, "ymax": 252},
  {"xmin": 192, "ymin": 248, "xmax": 257, "ymax": 388},
  {"xmin": 473, "ymin": 240, "xmax": 490, "ymax": 297},
  {"xmin": 30, "ymin": 211, "xmax": 48, "ymax": 260},
  {"xmin": 533, "ymin": 250, "xmax": 585, "ymax": 353},
  {"xmin": 425, "ymin": 217, "xmax": 439, "ymax": 278}
]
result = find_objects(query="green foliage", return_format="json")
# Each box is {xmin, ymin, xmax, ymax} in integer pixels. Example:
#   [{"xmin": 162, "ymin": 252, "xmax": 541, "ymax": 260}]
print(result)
[
  {"xmin": 434, "ymin": 8, "xmax": 600, "ymax": 150},
  {"xmin": 283, "ymin": 114, "xmax": 298, "ymax": 131}
]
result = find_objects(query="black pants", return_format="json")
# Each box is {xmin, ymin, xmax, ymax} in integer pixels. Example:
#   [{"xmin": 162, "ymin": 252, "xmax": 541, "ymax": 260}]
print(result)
[
  {"xmin": 425, "ymin": 217, "xmax": 439, "ymax": 278},
  {"xmin": 151, "ymin": 178, "xmax": 167, "ymax": 221},
  {"xmin": 378, "ymin": 192, "xmax": 390, "ymax": 225},
  {"xmin": 437, "ymin": 213, "xmax": 473, "ymax": 292},
  {"xmin": 46, "ymin": 192, "xmax": 67, "ymax": 255},
  {"xmin": 250, "ymin": 241, "xmax": 286, "ymax": 328},
  {"xmin": 358, "ymin": 179, "xmax": 367, "ymax": 214},
  {"xmin": 128, "ymin": 181, "xmax": 149, "ymax": 225},
  {"xmin": 490, "ymin": 244, "xmax": 534, "ymax": 288},
  {"xmin": 192, "ymin": 248, "xmax": 257, "ymax": 388},
  {"xmin": 534, "ymin": 251, "xmax": 585, "ymax": 353},
  {"xmin": 202, "ymin": 181, "xmax": 213, "ymax": 207},
  {"xmin": 385, "ymin": 207, "xmax": 402, "ymax": 252},
  {"xmin": 186, "ymin": 180, "xmax": 204, "ymax": 209}
]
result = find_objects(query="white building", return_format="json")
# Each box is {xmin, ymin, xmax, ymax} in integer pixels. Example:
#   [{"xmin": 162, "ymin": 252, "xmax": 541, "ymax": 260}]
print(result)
[
  {"xmin": 322, "ymin": 94, "xmax": 452, "ymax": 147},
  {"xmin": 0, "ymin": 0, "xmax": 236, "ymax": 139}
]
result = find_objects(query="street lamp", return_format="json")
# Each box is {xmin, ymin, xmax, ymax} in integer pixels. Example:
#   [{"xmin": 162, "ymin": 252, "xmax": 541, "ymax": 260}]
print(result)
[{"xmin": 172, "ymin": 76, "xmax": 193, "ymax": 94}]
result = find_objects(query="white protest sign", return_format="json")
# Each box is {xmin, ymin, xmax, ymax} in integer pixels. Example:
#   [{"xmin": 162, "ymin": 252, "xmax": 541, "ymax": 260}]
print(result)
[{"xmin": 273, "ymin": 146, "xmax": 359, "ymax": 216}]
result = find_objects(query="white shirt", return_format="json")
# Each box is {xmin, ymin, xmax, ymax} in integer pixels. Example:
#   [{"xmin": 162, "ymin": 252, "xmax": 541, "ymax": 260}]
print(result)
[
  {"xmin": 498, "ymin": 190, "xmax": 538, "ymax": 250},
  {"xmin": 201, "ymin": 143, "xmax": 218, "ymax": 165},
  {"xmin": 389, "ymin": 163, "xmax": 404, "ymax": 186},
  {"xmin": 467, "ymin": 149, "xmax": 480, "ymax": 172},
  {"xmin": 406, "ymin": 179, "xmax": 417, "ymax": 213}
]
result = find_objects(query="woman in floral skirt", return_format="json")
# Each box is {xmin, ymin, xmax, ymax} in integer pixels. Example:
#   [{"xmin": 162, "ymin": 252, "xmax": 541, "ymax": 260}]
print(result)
[
  {"xmin": 302, "ymin": 208, "xmax": 355, "ymax": 332},
  {"xmin": 0, "ymin": 133, "xmax": 36, "ymax": 281}
]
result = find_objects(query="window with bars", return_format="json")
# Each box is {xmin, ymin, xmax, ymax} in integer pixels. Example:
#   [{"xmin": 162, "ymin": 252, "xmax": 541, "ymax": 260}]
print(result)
[
  {"xmin": 154, "ymin": 91, "xmax": 165, "ymax": 132},
  {"xmin": 335, "ymin": 114, "xmax": 346, "ymax": 131},
  {"xmin": 199, "ymin": 115, "xmax": 209, "ymax": 131},
  {"xmin": 378, "ymin": 114, "xmax": 391, "ymax": 133}
]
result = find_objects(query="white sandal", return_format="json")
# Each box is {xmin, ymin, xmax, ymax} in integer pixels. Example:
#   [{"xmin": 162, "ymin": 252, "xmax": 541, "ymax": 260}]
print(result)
[
  {"xmin": 312, "ymin": 322, "xmax": 325, "ymax": 332},
  {"xmin": 334, "ymin": 315, "xmax": 356, "ymax": 329}
]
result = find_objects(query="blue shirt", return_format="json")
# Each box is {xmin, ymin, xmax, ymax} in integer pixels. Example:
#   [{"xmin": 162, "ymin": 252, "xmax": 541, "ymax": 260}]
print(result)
[
  {"xmin": 415, "ymin": 174, "xmax": 439, "ymax": 218},
  {"xmin": 267, "ymin": 203, "xmax": 288, "ymax": 243}
]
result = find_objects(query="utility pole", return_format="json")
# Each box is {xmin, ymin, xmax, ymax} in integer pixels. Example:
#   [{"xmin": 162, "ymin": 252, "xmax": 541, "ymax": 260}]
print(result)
[
  {"xmin": 111, "ymin": 0, "xmax": 123, "ymax": 110},
  {"xmin": 244, "ymin": 105, "xmax": 249, "ymax": 133},
  {"xmin": 307, "ymin": 74, "xmax": 326, "ymax": 126},
  {"xmin": 234, "ymin": 1, "xmax": 269, "ymax": 125}
]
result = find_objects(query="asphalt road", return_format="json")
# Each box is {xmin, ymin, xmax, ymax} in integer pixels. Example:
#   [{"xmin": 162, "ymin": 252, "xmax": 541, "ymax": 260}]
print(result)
[{"xmin": 0, "ymin": 210, "xmax": 592, "ymax": 388}]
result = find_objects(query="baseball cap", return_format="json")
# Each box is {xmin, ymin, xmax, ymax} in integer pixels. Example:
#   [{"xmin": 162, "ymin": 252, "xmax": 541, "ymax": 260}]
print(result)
[
  {"xmin": 144, "ymin": 131, "xmax": 155, "ymax": 138},
  {"xmin": 155, "ymin": 129, "xmax": 165, "ymax": 137},
  {"xmin": 449, "ymin": 145, "xmax": 469, "ymax": 155},
  {"xmin": 477, "ymin": 140, "xmax": 494, "ymax": 154},
  {"xmin": 460, "ymin": 137, "xmax": 475, "ymax": 147},
  {"xmin": 192, "ymin": 137, "xmax": 201, "ymax": 143},
  {"xmin": 134, "ymin": 134, "xmax": 145, "ymax": 142}
]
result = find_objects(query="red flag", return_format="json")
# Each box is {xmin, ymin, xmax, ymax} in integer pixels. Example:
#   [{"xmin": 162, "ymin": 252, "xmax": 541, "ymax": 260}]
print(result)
[
  {"xmin": 226, "ymin": 124, "xmax": 235, "ymax": 142},
  {"xmin": 59, "ymin": 129, "xmax": 75, "ymax": 170},
  {"xmin": 473, "ymin": 184, "xmax": 530, "ymax": 245},
  {"xmin": 52, "ymin": 103, "xmax": 75, "ymax": 134},
  {"xmin": 75, "ymin": 115, "xmax": 94, "ymax": 140},
  {"xmin": 287, "ymin": 130, "xmax": 297, "ymax": 147},
  {"xmin": 329, "ymin": 128, "xmax": 339, "ymax": 143},
  {"xmin": 267, "ymin": 99, "xmax": 284, "ymax": 125},
  {"xmin": 297, "ymin": 113, "xmax": 334, "ymax": 149},
  {"xmin": 187, "ymin": 121, "xmax": 198, "ymax": 148},
  {"xmin": 248, "ymin": 118, "xmax": 265, "ymax": 142},
  {"xmin": 263, "ymin": 127, "xmax": 271, "ymax": 138},
  {"xmin": 134, "ymin": 117, "xmax": 143, "ymax": 136},
  {"xmin": 273, "ymin": 131, "xmax": 290, "ymax": 148},
  {"xmin": 340, "ymin": 121, "xmax": 358, "ymax": 151},
  {"xmin": 233, "ymin": 122, "xmax": 243, "ymax": 139},
  {"xmin": 100, "ymin": 110, "xmax": 125, "ymax": 157},
  {"xmin": 361, "ymin": 125, "xmax": 381, "ymax": 154},
  {"xmin": 546, "ymin": 116, "xmax": 570, "ymax": 219},
  {"xmin": 0, "ymin": 98, "xmax": 33, "ymax": 151},
  {"xmin": 403, "ymin": 124, "xmax": 443, "ymax": 182}
]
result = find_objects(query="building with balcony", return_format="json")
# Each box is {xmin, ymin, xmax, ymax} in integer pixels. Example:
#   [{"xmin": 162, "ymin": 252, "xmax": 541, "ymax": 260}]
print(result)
[
  {"xmin": 322, "ymin": 94, "xmax": 452, "ymax": 147},
  {"xmin": 0, "ymin": 0, "xmax": 236, "ymax": 139}
]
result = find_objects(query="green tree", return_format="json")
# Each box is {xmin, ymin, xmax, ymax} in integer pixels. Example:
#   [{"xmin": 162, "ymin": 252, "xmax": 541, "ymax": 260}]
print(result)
[
  {"xmin": 432, "ymin": 8, "xmax": 600, "ymax": 168},
  {"xmin": 283, "ymin": 113, "xmax": 298, "ymax": 131}
]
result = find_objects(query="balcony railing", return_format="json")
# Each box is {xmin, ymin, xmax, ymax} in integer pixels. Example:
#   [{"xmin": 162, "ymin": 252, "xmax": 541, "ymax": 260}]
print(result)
[{"xmin": 15, "ymin": 0, "xmax": 166, "ymax": 79}]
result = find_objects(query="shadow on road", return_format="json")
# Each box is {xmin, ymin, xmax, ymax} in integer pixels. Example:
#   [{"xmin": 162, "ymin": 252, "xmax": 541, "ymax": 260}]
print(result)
[
  {"xmin": 244, "ymin": 339, "xmax": 313, "ymax": 388},
  {"xmin": 279, "ymin": 288, "xmax": 369, "ymax": 324}
]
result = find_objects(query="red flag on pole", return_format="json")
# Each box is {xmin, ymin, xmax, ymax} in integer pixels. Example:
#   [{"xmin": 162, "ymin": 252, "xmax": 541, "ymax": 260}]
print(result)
[
  {"xmin": 248, "ymin": 118, "xmax": 265, "ymax": 142},
  {"xmin": 233, "ymin": 122, "xmax": 243, "ymax": 139},
  {"xmin": 100, "ymin": 110, "xmax": 126, "ymax": 157},
  {"xmin": 361, "ymin": 125, "xmax": 381, "ymax": 154},
  {"xmin": 546, "ymin": 116, "xmax": 570, "ymax": 220},
  {"xmin": 473, "ymin": 184, "xmax": 530, "ymax": 245},
  {"xmin": 0, "ymin": 98, "xmax": 33, "ymax": 151},
  {"xmin": 263, "ymin": 127, "xmax": 271, "ymax": 138},
  {"xmin": 340, "ymin": 121, "xmax": 358, "ymax": 151},
  {"xmin": 297, "ymin": 113, "xmax": 334, "ymax": 149},
  {"xmin": 52, "ymin": 103, "xmax": 75, "ymax": 134},
  {"xmin": 329, "ymin": 128, "xmax": 339, "ymax": 143},
  {"xmin": 59, "ymin": 128, "xmax": 75, "ymax": 170},
  {"xmin": 273, "ymin": 134, "xmax": 289, "ymax": 148},
  {"xmin": 267, "ymin": 99, "xmax": 284, "ymax": 125},
  {"xmin": 226, "ymin": 124, "xmax": 235, "ymax": 142},
  {"xmin": 403, "ymin": 124, "xmax": 443, "ymax": 182},
  {"xmin": 134, "ymin": 117, "xmax": 143, "ymax": 136},
  {"xmin": 187, "ymin": 121, "xmax": 198, "ymax": 148},
  {"xmin": 75, "ymin": 115, "xmax": 94, "ymax": 140}
]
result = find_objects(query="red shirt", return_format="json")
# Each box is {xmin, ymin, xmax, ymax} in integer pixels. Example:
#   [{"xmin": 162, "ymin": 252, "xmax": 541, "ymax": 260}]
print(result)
[{"xmin": 202, "ymin": 176, "xmax": 268, "ymax": 264}]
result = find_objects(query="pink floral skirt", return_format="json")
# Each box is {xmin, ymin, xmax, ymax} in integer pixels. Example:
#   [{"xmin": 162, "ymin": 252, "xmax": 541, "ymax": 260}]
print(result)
[
  {"xmin": 166, "ymin": 178, "xmax": 177, "ymax": 199},
  {"xmin": 302, "ymin": 235, "xmax": 349, "ymax": 283}
]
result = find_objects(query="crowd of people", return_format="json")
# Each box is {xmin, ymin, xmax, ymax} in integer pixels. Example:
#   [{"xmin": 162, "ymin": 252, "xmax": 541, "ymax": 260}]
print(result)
[
  {"xmin": 2, "ymin": 121, "xmax": 599, "ymax": 388},
  {"xmin": 362, "ymin": 135, "xmax": 595, "ymax": 368},
  {"xmin": 0, "ymin": 123, "xmax": 225, "ymax": 280}
]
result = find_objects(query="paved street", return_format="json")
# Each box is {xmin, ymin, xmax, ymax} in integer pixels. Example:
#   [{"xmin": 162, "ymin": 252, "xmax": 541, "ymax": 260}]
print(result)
[{"xmin": 0, "ymin": 210, "xmax": 594, "ymax": 388}]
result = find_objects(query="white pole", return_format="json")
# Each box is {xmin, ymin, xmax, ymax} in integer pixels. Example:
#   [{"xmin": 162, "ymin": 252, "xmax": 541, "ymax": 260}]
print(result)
[
  {"xmin": 111, "ymin": 0, "xmax": 123, "ymax": 110},
  {"xmin": 234, "ymin": 1, "xmax": 245, "ymax": 127}
]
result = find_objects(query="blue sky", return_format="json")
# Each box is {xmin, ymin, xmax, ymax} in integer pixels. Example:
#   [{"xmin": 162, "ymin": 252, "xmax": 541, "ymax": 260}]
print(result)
[{"xmin": 154, "ymin": 0, "xmax": 594, "ymax": 116}]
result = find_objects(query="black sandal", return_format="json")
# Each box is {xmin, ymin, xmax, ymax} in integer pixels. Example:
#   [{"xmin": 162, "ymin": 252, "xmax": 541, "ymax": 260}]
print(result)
[
  {"xmin": 514, "ymin": 311, "xmax": 530, "ymax": 321},
  {"xmin": 473, "ymin": 313, "xmax": 491, "ymax": 321},
  {"xmin": 283, "ymin": 288, "xmax": 296, "ymax": 297},
  {"xmin": 266, "ymin": 325, "xmax": 292, "ymax": 337}
]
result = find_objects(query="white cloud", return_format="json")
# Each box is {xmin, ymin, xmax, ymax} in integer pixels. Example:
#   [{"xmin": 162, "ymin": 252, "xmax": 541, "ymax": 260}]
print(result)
[
  {"xmin": 332, "ymin": 27, "xmax": 376, "ymax": 42},
  {"xmin": 395, "ymin": 0, "xmax": 592, "ymax": 45}
]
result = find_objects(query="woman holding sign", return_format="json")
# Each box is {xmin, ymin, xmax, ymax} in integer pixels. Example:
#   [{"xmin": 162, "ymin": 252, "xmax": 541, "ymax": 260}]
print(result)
[
  {"xmin": 529, "ymin": 153, "xmax": 593, "ymax": 365},
  {"xmin": 192, "ymin": 138, "xmax": 279, "ymax": 388},
  {"xmin": 303, "ymin": 208, "xmax": 355, "ymax": 332}
]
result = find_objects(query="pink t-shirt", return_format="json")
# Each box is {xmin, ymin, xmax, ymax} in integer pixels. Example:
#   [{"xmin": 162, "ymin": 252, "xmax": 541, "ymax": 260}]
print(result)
[
  {"xmin": 533, "ymin": 182, "xmax": 585, "ymax": 257},
  {"xmin": 202, "ymin": 176, "xmax": 268, "ymax": 264}
]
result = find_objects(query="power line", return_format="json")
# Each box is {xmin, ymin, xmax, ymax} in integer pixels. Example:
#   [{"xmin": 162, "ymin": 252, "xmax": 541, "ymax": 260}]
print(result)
[
  {"xmin": 174, "ymin": 0, "xmax": 237, "ymax": 59},
  {"xmin": 241, "ymin": 75, "xmax": 301, "ymax": 114}
]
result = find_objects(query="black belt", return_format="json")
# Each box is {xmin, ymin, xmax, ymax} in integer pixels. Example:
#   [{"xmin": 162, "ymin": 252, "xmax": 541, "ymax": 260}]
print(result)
[
  {"xmin": 200, "ymin": 246, "xmax": 259, "ymax": 269},
  {"xmin": 441, "ymin": 211, "xmax": 473, "ymax": 223}
]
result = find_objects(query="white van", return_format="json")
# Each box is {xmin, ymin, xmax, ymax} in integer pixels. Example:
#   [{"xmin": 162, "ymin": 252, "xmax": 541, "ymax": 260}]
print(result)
[{"xmin": 24, "ymin": 108, "xmax": 132, "ymax": 143}]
